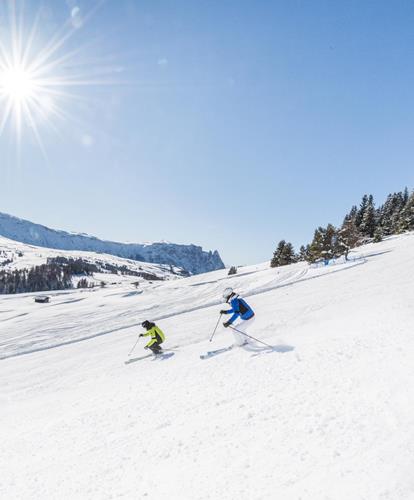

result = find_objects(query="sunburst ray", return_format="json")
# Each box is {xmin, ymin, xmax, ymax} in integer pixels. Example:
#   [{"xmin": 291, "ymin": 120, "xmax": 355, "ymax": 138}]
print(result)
[{"xmin": 0, "ymin": 0, "xmax": 120, "ymax": 157}]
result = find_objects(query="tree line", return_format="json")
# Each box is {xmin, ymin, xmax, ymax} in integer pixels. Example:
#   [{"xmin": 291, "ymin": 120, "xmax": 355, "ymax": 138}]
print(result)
[
  {"xmin": 271, "ymin": 188, "xmax": 414, "ymax": 267},
  {"xmin": 0, "ymin": 263, "xmax": 73, "ymax": 294},
  {"xmin": 0, "ymin": 256, "xmax": 165, "ymax": 294}
]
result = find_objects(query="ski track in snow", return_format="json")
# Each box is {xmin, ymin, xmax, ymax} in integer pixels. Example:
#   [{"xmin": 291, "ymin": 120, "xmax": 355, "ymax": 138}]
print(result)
[
  {"xmin": 1, "ymin": 234, "xmax": 414, "ymax": 499},
  {"xmin": 0, "ymin": 255, "xmax": 366, "ymax": 360}
]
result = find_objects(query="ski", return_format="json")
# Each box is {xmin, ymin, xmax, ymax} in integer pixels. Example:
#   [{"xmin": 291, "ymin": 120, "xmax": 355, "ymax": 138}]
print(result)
[
  {"xmin": 200, "ymin": 345, "xmax": 234, "ymax": 360},
  {"xmin": 125, "ymin": 350, "xmax": 176, "ymax": 364},
  {"xmin": 125, "ymin": 354, "xmax": 153, "ymax": 364}
]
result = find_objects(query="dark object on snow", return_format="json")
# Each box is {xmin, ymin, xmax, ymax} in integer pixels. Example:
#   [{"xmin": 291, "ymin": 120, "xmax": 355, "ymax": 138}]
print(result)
[
  {"xmin": 140, "ymin": 321, "xmax": 165, "ymax": 354},
  {"xmin": 141, "ymin": 320, "xmax": 154, "ymax": 330},
  {"xmin": 34, "ymin": 295, "xmax": 50, "ymax": 303}
]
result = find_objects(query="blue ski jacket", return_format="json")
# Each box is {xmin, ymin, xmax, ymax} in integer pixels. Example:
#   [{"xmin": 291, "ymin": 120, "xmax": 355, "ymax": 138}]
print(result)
[{"xmin": 223, "ymin": 296, "xmax": 254, "ymax": 325}]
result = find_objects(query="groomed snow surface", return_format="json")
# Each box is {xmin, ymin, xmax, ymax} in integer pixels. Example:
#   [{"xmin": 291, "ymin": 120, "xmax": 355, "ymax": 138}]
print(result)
[{"xmin": 1, "ymin": 234, "xmax": 414, "ymax": 499}]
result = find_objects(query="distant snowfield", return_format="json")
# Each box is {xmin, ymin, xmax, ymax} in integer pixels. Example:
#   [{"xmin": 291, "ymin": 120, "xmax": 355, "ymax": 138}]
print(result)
[{"xmin": 1, "ymin": 234, "xmax": 414, "ymax": 499}]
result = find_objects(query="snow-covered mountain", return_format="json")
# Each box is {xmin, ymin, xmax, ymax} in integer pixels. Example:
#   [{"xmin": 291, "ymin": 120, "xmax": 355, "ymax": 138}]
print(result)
[
  {"xmin": 1, "ymin": 233, "xmax": 414, "ymax": 499},
  {"xmin": 0, "ymin": 212, "xmax": 224, "ymax": 274},
  {"xmin": 0, "ymin": 235, "xmax": 185, "ymax": 292}
]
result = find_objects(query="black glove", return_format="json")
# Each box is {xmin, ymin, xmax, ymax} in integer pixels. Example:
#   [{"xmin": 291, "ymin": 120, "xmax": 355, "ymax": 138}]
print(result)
[
  {"xmin": 223, "ymin": 321, "xmax": 231, "ymax": 328},
  {"xmin": 139, "ymin": 333, "xmax": 144, "ymax": 337},
  {"xmin": 220, "ymin": 310, "xmax": 227, "ymax": 315}
]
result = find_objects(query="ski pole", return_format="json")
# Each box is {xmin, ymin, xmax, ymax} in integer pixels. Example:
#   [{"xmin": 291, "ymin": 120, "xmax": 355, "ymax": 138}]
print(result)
[
  {"xmin": 209, "ymin": 313, "xmax": 223, "ymax": 342},
  {"xmin": 128, "ymin": 335, "xmax": 141, "ymax": 356},
  {"xmin": 228, "ymin": 325, "xmax": 273, "ymax": 349}
]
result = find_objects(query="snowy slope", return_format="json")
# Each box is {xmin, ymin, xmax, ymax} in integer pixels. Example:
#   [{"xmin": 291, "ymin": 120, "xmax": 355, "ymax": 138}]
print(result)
[
  {"xmin": 0, "ymin": 212, "xmax": 225, "ymax": 274},
  {"xmin": 1, "ymin": 233, "xmax": 414, "ymax": 499},
  {"xmin": 0, "ymin": 240, "xmax": 365, "ymax": 360}
]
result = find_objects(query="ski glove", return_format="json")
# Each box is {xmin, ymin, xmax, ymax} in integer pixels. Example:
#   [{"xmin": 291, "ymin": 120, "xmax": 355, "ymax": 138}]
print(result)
[
  {"xmin": 223, "ymin": 321, "xmax": 231, "ymax": 328},
  {"xmin": 139, "ymin": 334, "xmax": 144, "ymax": 337},
  {"xmin": 220, "ymin": 310, "xmax": 228, "ymax": 315}
]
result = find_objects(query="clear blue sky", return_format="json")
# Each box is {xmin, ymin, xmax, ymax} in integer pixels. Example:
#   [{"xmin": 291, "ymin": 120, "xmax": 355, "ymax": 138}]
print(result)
[{"xmin": 1, "ymin": 0, "xmax": 414, "ymax": 265}]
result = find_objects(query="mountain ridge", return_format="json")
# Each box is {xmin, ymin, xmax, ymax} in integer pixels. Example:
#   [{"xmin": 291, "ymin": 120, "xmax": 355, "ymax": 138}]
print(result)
[{"xmin": 0, "ymin": 212, "xmax": 225, "ymax": 275}]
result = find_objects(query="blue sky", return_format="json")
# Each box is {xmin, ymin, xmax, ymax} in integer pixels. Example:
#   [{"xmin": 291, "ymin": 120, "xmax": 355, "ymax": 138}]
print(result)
[{"xmin": 1, "ymin": 0, "xmax": 413, "ymax": 265}]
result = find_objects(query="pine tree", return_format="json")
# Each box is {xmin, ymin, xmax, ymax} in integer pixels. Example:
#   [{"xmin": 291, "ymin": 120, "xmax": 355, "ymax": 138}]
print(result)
[
  {"xmin": 338, "ymin": 213, "xmax": 360, "ymax": 256},
  {"xmin": 373, "ymin": 227, "xmax": 383, "ymax": 243},
  {"xmin": 228, "ymin": 266, "xmax": 237, "ymax": 275},
  {"xmin": 306, "ymin": 224, "xmax": 343, "ymax": 262},
  {"xmin": 77, "ymin": 278, "xmax": 89, "ymax": 288},
  {"xmin": 348, "ymin": 205, "xmax": 358, "ymax": 219},
  {"xmin": 283, "ymin": 242, "xmax": 296, "ymax": 265},
  {"xmin": 297, "ymin": 245, "xmax": 310, "ymax": 262},
  {"xmin": 379, "ymin": 192, "xmax": 405, "ymax": 235},
  {"xmin": 355, "ymin": 195, "xmax": 369, "ymax": 227},
  {"xmin": 307, "ymin": 227, "xmax": 326, "ymax": 263},
  {"xmin": 359, "ymin": 195, "xmax": 376, "ymax": 237},
  {"xmin": 270, "ymin": 240, "xmax": 296, "ymax": 267},
  {"xmin": 323, "ymin": 224, "xmax": 340, "ymax": 259},
  {"xmin": 270, "ymin": 240, "xmax": 285, "ymax": 268},
  {"xmin": 391, "ymin": 192, "xmax": 405, "ymax": 233},
  {"xmin": 378, "ymin": 194, "xmax": 392, "ymax": 234},
  {"xmin": 397, "ymin": 191, "xmax": 414, "ymax": 232},
  {"xmin": 403, "ymin": 186, "xmax": 409, "ymax": 205}
]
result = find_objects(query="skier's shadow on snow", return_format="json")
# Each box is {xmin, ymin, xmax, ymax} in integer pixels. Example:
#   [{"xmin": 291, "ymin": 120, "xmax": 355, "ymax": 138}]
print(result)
[
  {"xmin": 242, "ymin": 343, "xmax": 294, "ymax": 357},
  {"xmin": 125, "ymin": 352, "xmax": 175, "ymax": 364},
  {"xmin": 154, "ymin": 352, "xmax": 175, "ymax": 361}
]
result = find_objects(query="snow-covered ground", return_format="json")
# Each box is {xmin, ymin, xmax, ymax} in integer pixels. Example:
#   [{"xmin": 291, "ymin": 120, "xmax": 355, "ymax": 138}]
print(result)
[{"xmin": 1, "ymin": 233, "xmax": 414, "ymax": 499}]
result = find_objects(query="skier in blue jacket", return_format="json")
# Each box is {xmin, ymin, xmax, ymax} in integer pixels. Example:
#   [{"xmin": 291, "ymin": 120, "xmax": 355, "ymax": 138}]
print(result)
[{"xmin": 220, "ymin": 287, "xmax": 255, "ymax": 346}]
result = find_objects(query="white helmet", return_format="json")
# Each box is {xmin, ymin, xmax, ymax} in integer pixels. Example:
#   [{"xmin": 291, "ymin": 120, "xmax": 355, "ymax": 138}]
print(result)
[{"xmin": 222, "ymin": 287, "xmax": 234, "ymax": 302}]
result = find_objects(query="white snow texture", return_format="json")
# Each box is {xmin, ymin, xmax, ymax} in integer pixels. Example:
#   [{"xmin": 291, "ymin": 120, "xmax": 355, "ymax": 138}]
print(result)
[{"xmin": 1, "ymin": 233, "xmax": 414, "ymax": 499}]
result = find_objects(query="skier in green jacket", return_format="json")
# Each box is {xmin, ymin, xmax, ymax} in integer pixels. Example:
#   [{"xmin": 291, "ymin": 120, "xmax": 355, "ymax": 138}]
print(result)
[{"xmin": 139, "ymin": 320, "xmax": 165, "ymax": 354}]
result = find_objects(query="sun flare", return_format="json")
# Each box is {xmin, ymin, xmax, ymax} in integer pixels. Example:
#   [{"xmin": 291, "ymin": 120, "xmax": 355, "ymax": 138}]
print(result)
[{"xmin": 0, "ymin": 0, "xmax": 116, "ymax": 156}]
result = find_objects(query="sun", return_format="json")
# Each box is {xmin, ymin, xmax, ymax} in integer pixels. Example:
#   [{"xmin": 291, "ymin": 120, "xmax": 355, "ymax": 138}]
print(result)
[
  {"xmin": 0, "ymin": 0, "xmax": 118, "ymax": 157},
  {"xmin": 0, "ymin": 1, "xmax": 87, "ymax": 151},
  {"xmin": 0, "ymin": 65, "xmax": 36, "ymax": 103}
]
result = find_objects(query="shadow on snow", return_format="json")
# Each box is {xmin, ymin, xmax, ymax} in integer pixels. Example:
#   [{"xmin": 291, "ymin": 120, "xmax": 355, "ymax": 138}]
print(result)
[
  {"xmin": 125, "ymin": 352, "xmax": 175, "ymax": 364},
  {"xmin": 242, "ymin": 343, "xmax": 295, "ymax": 357}
]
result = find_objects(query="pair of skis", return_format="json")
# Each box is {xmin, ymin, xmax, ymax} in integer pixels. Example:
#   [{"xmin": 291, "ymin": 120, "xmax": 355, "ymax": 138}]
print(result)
[
  {"xmin": 126, "ymin": 342, "xmax": 275, "ymax": 363},
  {"xmin": 199, "ymin": 345, "xmax": 234, "ymax": 360},
  {"xmin": 125, "ymin": 345, "xmax": 234, "ymax": 363},
  {"xmin": 125, "ymin": 349, "xmax": 175, "ymax": 364}
]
